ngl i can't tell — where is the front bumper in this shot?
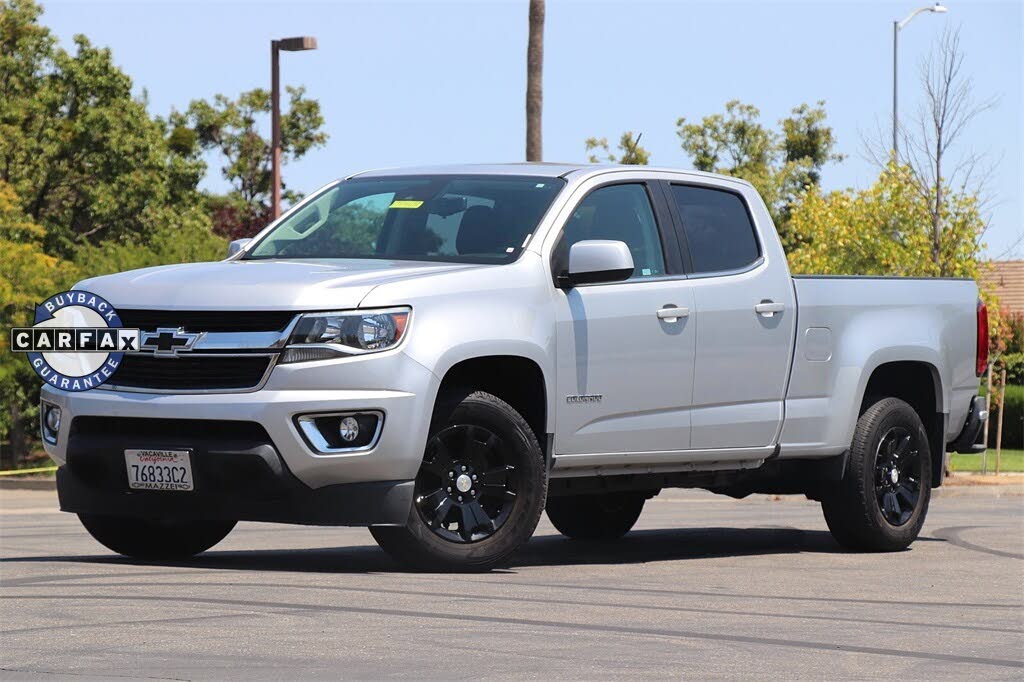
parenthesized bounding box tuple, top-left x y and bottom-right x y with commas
(57, 418, 414, 526)
(42, 350, 440, 489)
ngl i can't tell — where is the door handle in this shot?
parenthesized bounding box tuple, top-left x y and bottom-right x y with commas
(657, 306, 689, 322)
(755, 300, 785, 317)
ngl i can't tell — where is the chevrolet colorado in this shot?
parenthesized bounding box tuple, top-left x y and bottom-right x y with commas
(41, 163, 989, 571)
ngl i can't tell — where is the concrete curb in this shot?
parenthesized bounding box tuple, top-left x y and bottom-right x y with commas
(933, 483, 1024, 498)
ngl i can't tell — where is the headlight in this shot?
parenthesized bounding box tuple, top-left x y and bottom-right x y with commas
(280, 308, 410, 363)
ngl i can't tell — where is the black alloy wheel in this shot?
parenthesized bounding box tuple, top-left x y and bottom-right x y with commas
(821, 396, 932, 552)
(873, 426, 923, 527)
(415, 424, 518, 543)
(369, 390, 547, 571)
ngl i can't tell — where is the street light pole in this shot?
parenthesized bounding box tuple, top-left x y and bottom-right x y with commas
(271, 36, 317, 220)
(892, 4, 948, 158)
(893, 20, 899, 155)
(271, 40, 281, 220)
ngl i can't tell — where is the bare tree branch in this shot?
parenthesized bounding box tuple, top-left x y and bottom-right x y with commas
(899, 25, 1000, 273)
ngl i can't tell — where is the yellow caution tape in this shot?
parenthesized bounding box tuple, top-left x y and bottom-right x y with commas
(0, 466, 58, 476)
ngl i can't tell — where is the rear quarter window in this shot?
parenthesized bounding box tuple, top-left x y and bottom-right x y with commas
(670, 185, 760, 274)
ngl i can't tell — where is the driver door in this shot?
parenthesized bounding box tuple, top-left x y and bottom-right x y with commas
(552, 182, 696, 459)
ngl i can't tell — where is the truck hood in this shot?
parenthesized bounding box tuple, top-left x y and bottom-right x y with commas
(76, 259, 484, 310)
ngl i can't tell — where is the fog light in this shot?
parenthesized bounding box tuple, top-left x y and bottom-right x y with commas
(41, 404, 61, 444)
(45, 406, 61, 433)
(339, 416, 360, 442)
(295, 411, 383, 453)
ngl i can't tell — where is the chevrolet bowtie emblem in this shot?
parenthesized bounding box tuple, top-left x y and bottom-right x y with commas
(140, 327, 204, 357)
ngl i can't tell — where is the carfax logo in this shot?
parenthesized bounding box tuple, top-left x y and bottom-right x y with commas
(9, 291, 140, 392)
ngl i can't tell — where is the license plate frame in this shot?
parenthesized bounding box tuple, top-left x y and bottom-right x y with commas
(124, 449, 194, 491)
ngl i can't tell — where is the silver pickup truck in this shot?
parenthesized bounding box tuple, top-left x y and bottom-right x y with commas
(42, 163, 989, 571)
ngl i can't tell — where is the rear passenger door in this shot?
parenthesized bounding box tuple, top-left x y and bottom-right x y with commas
(664, 182, 796, 450)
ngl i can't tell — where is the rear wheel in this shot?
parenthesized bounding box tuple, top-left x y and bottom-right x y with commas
(546, 492, 647, 540)
(822, 397, 932, 552)
(78, 514, 236, 560)
(370, 390, 546, 571)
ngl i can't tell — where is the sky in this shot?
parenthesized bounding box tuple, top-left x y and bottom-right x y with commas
(39, 0, 1023, 258)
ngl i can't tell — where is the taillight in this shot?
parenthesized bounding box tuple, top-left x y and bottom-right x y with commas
(976, 299, 988, 377)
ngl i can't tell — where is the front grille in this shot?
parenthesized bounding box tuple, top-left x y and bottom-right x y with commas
(71, 417, 272, 441)
(116, 309, 295, 333)
(107, 354, 272, 391)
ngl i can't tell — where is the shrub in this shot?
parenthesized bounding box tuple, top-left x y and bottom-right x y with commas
(986, 383, 1024, 449)
(1001, 353, 1024, 385)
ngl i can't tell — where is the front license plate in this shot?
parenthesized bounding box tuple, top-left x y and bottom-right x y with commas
(124, 449, 193, 491)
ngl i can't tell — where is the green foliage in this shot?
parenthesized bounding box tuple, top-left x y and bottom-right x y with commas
(786, 163, 983, 279)
(785, 162, 1012, 359)
(781, 102, 839, 184)
(176, 86, 328, 237)
(676, 100, 842, 246)
(73, 210, 226, 279)
(0, 1, 231, 463)
(1001, 312, 1024, 355)
(585, 132, 649, 165)
(1001, 353, 1024, 386)
(0, 0, 206, 257)
(678, 101, 774, 173)
(987, 384, 1024, 449)
(0, 180, 77, 450)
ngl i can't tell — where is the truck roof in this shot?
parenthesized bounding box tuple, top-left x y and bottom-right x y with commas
(347, 162, 752, 187)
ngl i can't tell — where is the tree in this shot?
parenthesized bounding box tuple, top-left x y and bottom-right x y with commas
(0, 0, 226, 465)
(73, 211, 225, 279)
(782, 102, 839, 185)
(178, 86, 327, 238)
(0, 180, 75, 465)
(787, 161, 1011, 420)
(525, 0, 544, 161)
(584, 132, 649, 165)
(676, 100, 842, 247)
(677, 101, 774, 174)
(787, 163, 982, 279)
(901, 27, 998, 267)
(0, 0, 206, 257)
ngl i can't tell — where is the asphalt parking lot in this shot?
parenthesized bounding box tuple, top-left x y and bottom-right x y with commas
(1, 485, 1022, 680)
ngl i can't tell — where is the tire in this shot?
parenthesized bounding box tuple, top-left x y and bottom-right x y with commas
(78, 514, 236, 560)
(370, 390, 547, 572)
(546, 492, 646, 540)
(821, 397, 932, 552)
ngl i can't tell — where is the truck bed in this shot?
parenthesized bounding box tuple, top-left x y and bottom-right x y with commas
(780, 275, 980, 460)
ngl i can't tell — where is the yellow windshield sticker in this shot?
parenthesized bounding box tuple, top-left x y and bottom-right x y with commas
(389, 199, 424, 209)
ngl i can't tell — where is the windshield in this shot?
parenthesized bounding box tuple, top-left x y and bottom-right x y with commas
(245, 174, 566, 264)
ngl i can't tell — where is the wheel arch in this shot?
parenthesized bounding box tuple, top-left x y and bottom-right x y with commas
(433, 354, 550, 452)
(858, 359, 945, 487)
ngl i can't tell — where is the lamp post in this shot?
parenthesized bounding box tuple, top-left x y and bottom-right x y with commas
(271, 36, 317, 220)
(893, 3, 947, 157)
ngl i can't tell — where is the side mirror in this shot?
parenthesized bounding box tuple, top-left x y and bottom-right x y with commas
(227, 238, 253, 259)
(560, 240, 634, 287)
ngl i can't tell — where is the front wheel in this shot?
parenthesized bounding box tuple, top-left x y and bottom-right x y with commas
(78, 514, 236, 560)
(821, 397, 932, 552)
(546, 492, 647, 540)
(370, 390, 547, 571)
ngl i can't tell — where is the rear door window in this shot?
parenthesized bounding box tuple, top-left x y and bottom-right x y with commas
(670, 185, 760, 274)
